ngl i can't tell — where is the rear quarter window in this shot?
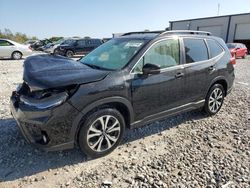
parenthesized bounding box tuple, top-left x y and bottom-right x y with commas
(206, 39, 224, 58)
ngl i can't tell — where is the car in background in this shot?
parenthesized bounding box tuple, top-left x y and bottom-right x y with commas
(23, 40, 38, 46)
(0, 39, 33, 60)
(55, 38, 103, 58)
(226, 43, 248, 58)
(44, 38, 75, 54)
(30, 39, 53, 51)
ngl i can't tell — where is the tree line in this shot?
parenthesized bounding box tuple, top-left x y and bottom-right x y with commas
(0, 28, 38, 43)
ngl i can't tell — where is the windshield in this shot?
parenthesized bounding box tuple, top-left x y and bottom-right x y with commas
(79, 38, 146, 70)
(227, 43, 237, 49)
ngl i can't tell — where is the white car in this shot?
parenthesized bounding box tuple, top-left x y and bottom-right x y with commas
(0, 39, 33, 60)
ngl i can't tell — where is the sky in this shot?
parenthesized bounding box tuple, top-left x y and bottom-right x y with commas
(0, 0, 249, 39)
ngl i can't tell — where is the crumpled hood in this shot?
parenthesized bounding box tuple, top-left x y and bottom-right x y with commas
(23, 54, 110, 91)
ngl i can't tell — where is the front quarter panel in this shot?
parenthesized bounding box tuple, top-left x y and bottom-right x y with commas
(69, 71, 131, 113)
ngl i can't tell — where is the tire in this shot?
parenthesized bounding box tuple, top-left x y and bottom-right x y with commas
(12, 51, 22, 60)
(65, 50, 74, 58)
(242, 53, 247, 59)
(78, 108, 125, 158)
(53, 49, 59, 55)
(203, 84, 225, 116)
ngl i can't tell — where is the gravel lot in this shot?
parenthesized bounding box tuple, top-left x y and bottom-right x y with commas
(0, 57, 249, 188)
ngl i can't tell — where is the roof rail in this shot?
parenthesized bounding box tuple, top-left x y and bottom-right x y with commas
(159, 30, 212, 36)
(122, 30, 164, 36)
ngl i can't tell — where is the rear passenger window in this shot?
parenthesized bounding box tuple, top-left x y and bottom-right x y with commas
(207, 40, 224, 58)
(183, 38, 208, 63)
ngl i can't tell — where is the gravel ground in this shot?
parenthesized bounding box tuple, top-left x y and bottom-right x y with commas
(0, 57, 249, 188)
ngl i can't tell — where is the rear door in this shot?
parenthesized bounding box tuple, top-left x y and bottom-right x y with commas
(182, 38, 215, 103)
(0, 40, 14, 57)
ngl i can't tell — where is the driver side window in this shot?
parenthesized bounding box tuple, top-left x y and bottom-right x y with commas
(133, 39, 180, 73)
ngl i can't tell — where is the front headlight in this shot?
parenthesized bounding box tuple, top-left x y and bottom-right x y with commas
(20, 92, 69, 110)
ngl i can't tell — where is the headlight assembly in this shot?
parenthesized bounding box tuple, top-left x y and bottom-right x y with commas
(20, 91, 69, 110)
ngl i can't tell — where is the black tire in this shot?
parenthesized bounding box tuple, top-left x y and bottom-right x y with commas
(11, 51, 22, 60)
(242, 53, 247, 59)
(203, 84, 225, 116)
(78, 108, 125, 158)
(65, 50, 74, 58)
(53, 49, 59, 55)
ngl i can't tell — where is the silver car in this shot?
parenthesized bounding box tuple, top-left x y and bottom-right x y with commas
(0, 39, 33, 60)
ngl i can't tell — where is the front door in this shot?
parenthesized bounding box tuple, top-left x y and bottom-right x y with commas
(131, 38, 186, 121)
(0, 40, 14, 57)
(75, 39, 86, 55)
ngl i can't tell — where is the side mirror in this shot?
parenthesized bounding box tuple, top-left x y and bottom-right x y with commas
(142, 63, 160, 75)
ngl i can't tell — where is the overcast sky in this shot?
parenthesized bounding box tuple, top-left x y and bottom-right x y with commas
(0, 0, 249, 39)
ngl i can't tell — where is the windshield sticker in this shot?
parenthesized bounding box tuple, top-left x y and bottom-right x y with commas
(125, 42, 143, 48)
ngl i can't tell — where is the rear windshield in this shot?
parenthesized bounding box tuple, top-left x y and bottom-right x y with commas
(80, 38, 146, 70)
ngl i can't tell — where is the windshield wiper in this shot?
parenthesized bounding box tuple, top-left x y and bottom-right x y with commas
(81, 62, 102, 70)
(81, 62, 114, 71)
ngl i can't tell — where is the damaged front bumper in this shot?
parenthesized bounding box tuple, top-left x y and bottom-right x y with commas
(10, 90, 80, 151)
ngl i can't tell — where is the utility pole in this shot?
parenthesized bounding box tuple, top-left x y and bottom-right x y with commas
(217, 3, 220, 16)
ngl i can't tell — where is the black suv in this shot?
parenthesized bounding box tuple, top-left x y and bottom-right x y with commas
(10, 30, 235, 158)
(55, 38, 103, 57)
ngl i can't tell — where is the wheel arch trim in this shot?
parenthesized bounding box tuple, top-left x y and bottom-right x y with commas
(69, 96, 134, 143)
(206, 76, 228, 96)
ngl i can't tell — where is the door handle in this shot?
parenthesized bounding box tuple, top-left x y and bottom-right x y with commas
(175, 72, 184, 79)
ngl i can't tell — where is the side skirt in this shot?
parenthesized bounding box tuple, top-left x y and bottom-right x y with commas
(130, 100, 205, 129)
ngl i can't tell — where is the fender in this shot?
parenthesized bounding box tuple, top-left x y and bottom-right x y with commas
(206, 76, 228, 96)
(69, 96, 134, 142)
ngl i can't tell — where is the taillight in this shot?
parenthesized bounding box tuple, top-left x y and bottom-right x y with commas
(230, 57, 236, 65)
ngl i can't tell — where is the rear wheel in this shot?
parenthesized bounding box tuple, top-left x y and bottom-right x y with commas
(65, 50, 74, 58)
(78, 108, 125, 158)
(203, 84, 225, 116)
(242, 53, 247, 59)
(12, 51, 22, 60)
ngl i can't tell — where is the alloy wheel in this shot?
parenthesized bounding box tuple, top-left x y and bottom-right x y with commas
(13, 52, 22, 60)
(208, 88, 223, 113)
(87, 115, 121, 152)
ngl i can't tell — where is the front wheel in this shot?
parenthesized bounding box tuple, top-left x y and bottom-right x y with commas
(65, 50, 74, 58)
(203, 84, 225, 116)
(78, 108, 125, 158)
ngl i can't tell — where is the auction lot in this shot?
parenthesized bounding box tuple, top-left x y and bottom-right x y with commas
(0, 57, 249, 188)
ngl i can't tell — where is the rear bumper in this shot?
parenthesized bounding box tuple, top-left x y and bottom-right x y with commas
(10, 91, 78, 151)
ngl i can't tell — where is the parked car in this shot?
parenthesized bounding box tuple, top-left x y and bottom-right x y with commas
(23, 40, 38, 46)
(44, 38, 74, 54)
(10, 30, 235, 158)
(226, 43, 248, 58)
(0, 39, 33, 60)
(30, 39, 53, 51)
(55, 38, 103, 57)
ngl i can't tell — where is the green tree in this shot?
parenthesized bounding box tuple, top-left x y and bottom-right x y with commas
(0, 28, 38, 43)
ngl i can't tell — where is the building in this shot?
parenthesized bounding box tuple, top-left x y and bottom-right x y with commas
(170, 13, 250, 49)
